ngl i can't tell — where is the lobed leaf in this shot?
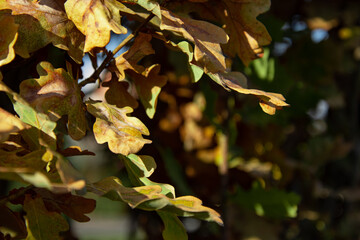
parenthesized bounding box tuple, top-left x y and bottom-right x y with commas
(23, 195, 69, 240)
(128, 64, 168, 119)
(65, 0, 127, 52)
(0, 0, 84, 63)
(0, 13, 18, 66)
(208, 71, 289, 115)
(19, 61, 87, 140)
(160, 7, 229, 73)
(88, 176, 223, 225)
(0, 107, 29, 143)
(86, 100, 151, 155)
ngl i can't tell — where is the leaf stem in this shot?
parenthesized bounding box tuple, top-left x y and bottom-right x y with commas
(79, 13, 155, 88)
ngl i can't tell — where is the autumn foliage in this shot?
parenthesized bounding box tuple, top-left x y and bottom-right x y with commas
(0, 0, 293, 239)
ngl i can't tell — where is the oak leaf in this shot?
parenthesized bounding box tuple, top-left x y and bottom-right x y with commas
(0, 0, 84, 63)
(65, 0, 127, 52)
(207, 0, 272, 66)
(20, 62, 87, 140)
(160, 7, 229, 73)
(128, 64, 168, 119)
(209, 71, 289, 115)
(0, 107, 28, 143)
(23, 195, 69, 240)
(88, 176, 223, 225)
(115, 32, 155, 79)
(0, 13, 18, 66)
(103, 77, 139, 109)
(86, 100, 151, 155)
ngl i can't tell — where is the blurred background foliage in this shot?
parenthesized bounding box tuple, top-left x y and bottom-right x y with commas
(1, 0, 360, 239)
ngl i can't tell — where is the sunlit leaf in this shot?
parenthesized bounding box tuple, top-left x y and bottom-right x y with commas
(88, 176, 223, 225)
(0, 107, 28, 142)
(0, 0, 84, 63)
(20, 61, 87, 140)
(0, 13, 18, 66)
(208, 71, 289, 114)
(0, 79, 57, 141)
(86, 100, 151, 155)
(115, 32, 155, 79)
(65, 0, 127, 52)
(23, 195, 69, 240)
(160, 8, 228, 73)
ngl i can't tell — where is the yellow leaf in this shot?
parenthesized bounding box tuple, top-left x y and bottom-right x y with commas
(0, 108, 28, 142)
(0, 13, 18, 66)
(65, 0, 127, 52)
(160, 8, 228, 73)
(209, 71, 289, 114)
(86, 100, 151, 155)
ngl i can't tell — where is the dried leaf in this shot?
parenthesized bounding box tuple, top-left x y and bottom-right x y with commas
(0, 13, 18, 66)
(20, 62, 87, 140)
(129, 64, 168, 119)
(208, 71, 289, 114)
(0, 0, 84, 63)
(208, 0, 272, 66)
(65, 0, 127, 52)
(115, 32, 155, 79)
(23, 195, 69, 240)
(160, 8, 228, 73)
(86, 100, 151, 155)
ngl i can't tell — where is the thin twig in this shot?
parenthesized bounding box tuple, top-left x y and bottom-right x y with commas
(79, 13, 155, 88)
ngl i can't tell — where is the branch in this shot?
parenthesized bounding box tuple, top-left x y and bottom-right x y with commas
(79, 13, 155, 88)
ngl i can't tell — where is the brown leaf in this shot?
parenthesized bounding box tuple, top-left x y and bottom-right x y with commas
(0, 205, 27, 239)
(59, 146, 95, 157)
(86, 100, 151, 155)
(65, 0, 127, 52)
(0, 13, 18, 66)
(0, 0, 84, 63)
(23, 195, 69, 240)
(209, 71, 289, 114)
(115, 32, 155, 79)
(208, 0, 272, 66)
(20, 61, 87, 140)
(160, 7, 228, 73)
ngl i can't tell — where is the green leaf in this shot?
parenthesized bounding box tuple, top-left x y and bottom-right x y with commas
(0, 13, 18, 66)
(20, 61, 87, 140)
(65, 0, 127, 52)
(158, 211, 188, 240)
(234, 182, 301, 218)
(0, 81, 57, 141)
(86, 100, 151, 155)
(0, 0, 84, 63)
(23, 195, 69, 240)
